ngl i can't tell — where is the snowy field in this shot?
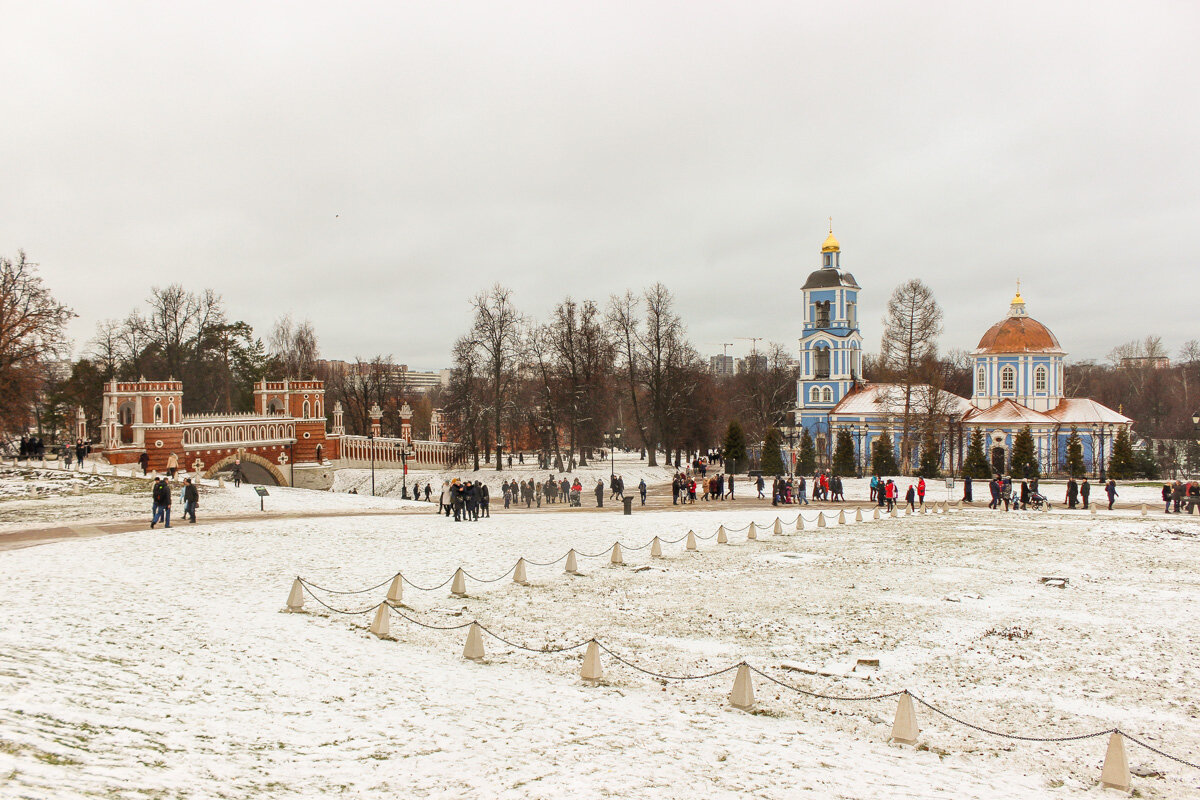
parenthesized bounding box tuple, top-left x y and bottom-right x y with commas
(2, 501, 1199, 799)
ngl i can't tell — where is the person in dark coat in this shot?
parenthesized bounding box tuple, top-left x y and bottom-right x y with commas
(465, 481, 479, 521)
(595, 479, 604, 507)
(639, 478, 647, 505)
(905, 484, 916, 511)
(479, 482, 490, 517)
(451, 480, 465, 521)
(988, 478, 1000, 510)
(1105, 479, 1118, 510)
(1020, 480, 1030, 510)
(1080, 478, 1090, 510)
(139, 451, 150, 475)
(1066, 478, 1079, 509)
(151, 477, 172, 528)
(963, 475, 973, 502)
(182, 478, 199, 523)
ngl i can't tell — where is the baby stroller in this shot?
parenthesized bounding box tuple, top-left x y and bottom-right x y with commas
(1027, 491, 1049, 511)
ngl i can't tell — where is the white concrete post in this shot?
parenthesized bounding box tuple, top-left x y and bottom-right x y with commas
(890, 693, 919, 745)
(565, 549, 579, 575)
(284, 578, 304, 612)
(369, 603, 391, 638)
(1099, 732, 1130, 792)
(386, 574, 404, 605)
(747, 522, 757, 540)
(686, 531, 698, 551)
(513, 558, 529, 585)
(450, 568, 467, 597)
(651, 537, 663, 558)
(463, 622, 485, 661)
(717, 525, 728, 544)
(610, 542, 624, 565)
(729, 663, 755, 710)
(581, 641, 603, 683)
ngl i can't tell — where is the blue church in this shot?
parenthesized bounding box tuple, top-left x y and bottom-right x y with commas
(793, 229, 1131, 476)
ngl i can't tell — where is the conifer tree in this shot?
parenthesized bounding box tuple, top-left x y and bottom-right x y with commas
(963, 427, 992, 479)
(1135, 443, 1160, 479)
(760, 427, 785, 475)
(1107, 426, 1137, 479)
(1065, 427, 1085, 478)
(796, 428, 816, 475)
(916, 426, 941, 478)
(833, 428, 856, 477)
(871, 430, 899, 476)
(1010, 426, 1040, 478)
(722, 419, 747, 474)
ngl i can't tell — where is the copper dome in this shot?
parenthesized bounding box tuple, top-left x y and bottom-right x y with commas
(974, 315, 1062, 354)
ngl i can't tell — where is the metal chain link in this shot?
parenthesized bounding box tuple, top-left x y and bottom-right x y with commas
(909, 693, 1115, 743)
(596, 642, 742, 681)
(750, 666, 907, 702)
(298, 574, 398, 595)
(1116, 730, 1200, 769)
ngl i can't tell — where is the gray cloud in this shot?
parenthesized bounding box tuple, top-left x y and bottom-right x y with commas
(3, 1, 1197, 368)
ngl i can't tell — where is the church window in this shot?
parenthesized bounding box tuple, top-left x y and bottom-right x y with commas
(1035, 365, 1047, 392)
(167, 404, 176, 424)
(814, 345, 831, 378)
(815, 301, 831, 329)
(823, 253, 832, 267)
(809, 386, 820, 404)
(822, 387, 833, 403)
(847, 302, 856, 328)
(153, 404, 162, 423)
(1001, 365, 1015, 392)
(302, 400, 311, 419)
(976, 367, 986, 394)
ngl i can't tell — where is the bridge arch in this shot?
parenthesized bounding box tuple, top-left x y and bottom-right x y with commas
(204, 452, 289, 486)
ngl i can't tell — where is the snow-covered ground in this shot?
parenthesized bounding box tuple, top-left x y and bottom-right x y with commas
(1, 501, 1198, 798)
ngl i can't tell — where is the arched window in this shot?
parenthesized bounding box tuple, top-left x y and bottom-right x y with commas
(814, 302, 831, 329)
(822, 387, 833, 403)
(302, 400, 310, 419)
(809, 386, 820, 404)
(1001, 365, 1016, 392)
(976, 367, 986, 394)
(315, 400, 322, 418)
(847, 302, 857, 328)
(814, 345, 831, 378)
(1034, 365, 1048, 392)
(153, 404, 162, 423)
(167, 404, 176, 424)
(182, 430, 191, 445)
(203, 429, 211, 444)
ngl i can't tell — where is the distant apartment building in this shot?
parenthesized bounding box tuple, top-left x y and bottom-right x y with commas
(316, 360, 450, 394)
(709, 354, 735, 375)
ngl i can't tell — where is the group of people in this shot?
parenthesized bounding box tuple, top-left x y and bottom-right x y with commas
(149, 475, 199, 528)
(56, 439, 92, 468)
(436, 479, 491, 521)
(672, 472, 733, 504)
(431, 472, 652, 515)
(1162, 480, 1200, 513)
(14, 435, 49, 461)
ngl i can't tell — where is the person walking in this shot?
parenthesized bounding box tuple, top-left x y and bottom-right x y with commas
(1066, 477, 1079, 509)
(797, 474, 808, 505)
(150, 477, 172, 529)
(916, 477, 926, 508)
(1080, 478, 1090, 510)
(1105, 479, 1118, 510)
(166, 452, 179, 479)
(1163, 482, 1173, 513)
(595, 479, 605, 508)
(988, 477, 1000, 510)
(639, 478, 647, 505)
(182, 478, 199, 523)
(439, 481, 450, 515)
(726, 473, 735, 500)
(232, 460, 242, 488)
(480, 481, 491, 517)
(905, 484, 916, 512)
(139, 451, 150, 476)
(756, 474, 765, 499)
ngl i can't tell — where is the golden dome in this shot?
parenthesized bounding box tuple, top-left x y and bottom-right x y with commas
(821, 230, 840, 253)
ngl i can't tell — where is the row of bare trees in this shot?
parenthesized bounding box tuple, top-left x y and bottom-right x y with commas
(441, 283, 800, 472)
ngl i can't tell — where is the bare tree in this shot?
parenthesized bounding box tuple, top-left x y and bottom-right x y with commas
(0, 251, 75, 433)
(608, 290, 653, 464)
(880, 279, 943, 471)
(269, 314, 320, 378)
(470, 285, 523, 470)
(443, 336, 485, 470)
(733, 341, 797, 439)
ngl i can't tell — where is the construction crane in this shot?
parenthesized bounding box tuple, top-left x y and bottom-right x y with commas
(736, 337, 763, 357)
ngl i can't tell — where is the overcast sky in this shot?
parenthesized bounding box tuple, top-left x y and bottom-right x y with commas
(3, 1, 1197, 369)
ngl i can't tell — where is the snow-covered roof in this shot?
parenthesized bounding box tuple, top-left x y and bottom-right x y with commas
(829, 383, 971, 419)
(962, 399, 1056, 425)
(1045, 398, 1133, 425)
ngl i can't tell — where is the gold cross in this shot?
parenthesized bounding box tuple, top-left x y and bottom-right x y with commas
(828, 216, 833, 233)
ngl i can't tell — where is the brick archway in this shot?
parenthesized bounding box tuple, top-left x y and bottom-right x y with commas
(205, 452, 289, 486)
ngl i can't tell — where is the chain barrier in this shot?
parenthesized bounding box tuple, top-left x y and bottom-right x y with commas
(595, 641, 742, 682)
(522, 552, 570, 567)
(299, 574, 398, 595)
(908, 693, 1114, 743)
(1118, 730, 1200, 769)
(574, 542, 620, 558)
(297, 581, 381, 615)
(400, 573, 457, 591)
(461, 563, 519, 583)
(617, 539, 654, 551)
(386, 606, 475, 632)
(475, 624, 594, 654)
(750, 666, 907, 702)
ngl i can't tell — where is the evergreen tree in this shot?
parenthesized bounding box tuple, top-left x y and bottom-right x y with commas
(1010, 426, 1040, 479)
(832, 428, 856, 477)
(760, 427, 786, 475)
(722, 419, 747, 473)
(1107, 426, 1136, 479)
(963, 427, 992, 479)
(871, 430, 899, 476)
(1135, 443, 1160, 479)
(916, 426, 942, 478)
(796, 428, 816, 475)
(1065, 427, 1085, 478)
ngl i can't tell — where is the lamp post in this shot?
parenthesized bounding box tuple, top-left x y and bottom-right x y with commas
(855, 424, 865, 479)
(396, 441, 412, 498)
(367, 432, 376, 497)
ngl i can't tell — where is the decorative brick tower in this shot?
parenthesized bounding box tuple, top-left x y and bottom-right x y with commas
(399, 402, 413, 443)
(369, 404, 382, 437)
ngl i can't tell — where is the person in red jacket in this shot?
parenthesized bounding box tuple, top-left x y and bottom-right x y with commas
(917, 477, 926, 508)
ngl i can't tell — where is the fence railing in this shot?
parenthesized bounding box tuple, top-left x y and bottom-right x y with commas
(338, 435, 466, 469)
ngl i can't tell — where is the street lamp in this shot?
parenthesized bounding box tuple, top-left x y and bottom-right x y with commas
(367, 432, 376, 497)
(855, 424, 865, 479)
(396, 441, 412, 498)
